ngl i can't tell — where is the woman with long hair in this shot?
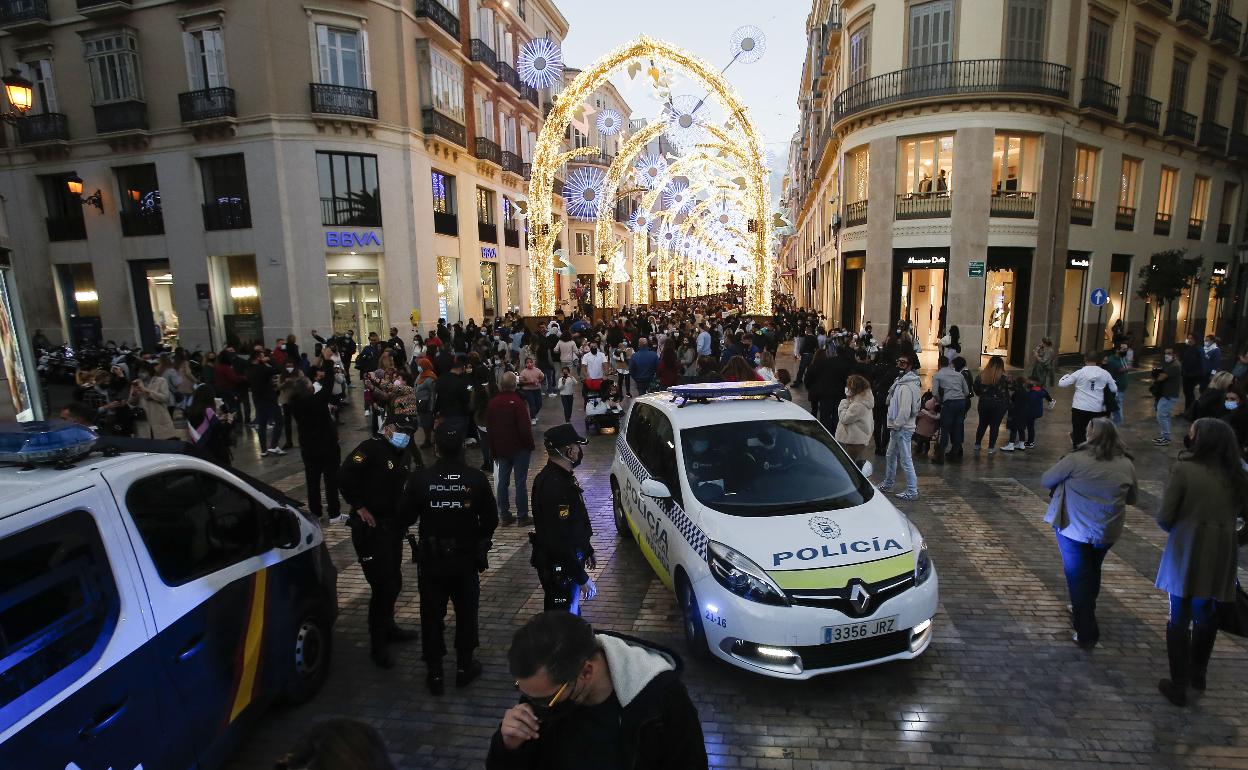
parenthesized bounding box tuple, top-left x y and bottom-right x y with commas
(414, 356, 437, 448)
(973, 355, 1009, 453)
(1155, 418, 1248, 706)
(720, 355, 760, 382)
(658, 344, 681, 389)
(1041, 418, 1137, 650)
(835, 374, 875, 463)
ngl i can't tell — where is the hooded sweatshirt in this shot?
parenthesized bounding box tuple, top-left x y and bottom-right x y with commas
(487, 633, 707, 770)
(886, 370, 922, 431)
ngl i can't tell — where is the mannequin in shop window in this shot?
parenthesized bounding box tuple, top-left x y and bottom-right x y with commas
(918, 174, 932, 195)
(989, 304, 1006, 351)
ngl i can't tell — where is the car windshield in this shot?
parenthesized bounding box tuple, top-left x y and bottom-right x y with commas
(680, 418, 873, 516)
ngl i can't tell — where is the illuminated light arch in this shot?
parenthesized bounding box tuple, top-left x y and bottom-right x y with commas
(527, 35, 773, 314)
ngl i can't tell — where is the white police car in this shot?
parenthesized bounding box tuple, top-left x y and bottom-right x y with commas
(610, 382, 937, 679)
(0, 422, 337, 768)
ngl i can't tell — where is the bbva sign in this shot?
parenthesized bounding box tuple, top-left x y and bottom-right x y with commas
(326, 231, 382, 248)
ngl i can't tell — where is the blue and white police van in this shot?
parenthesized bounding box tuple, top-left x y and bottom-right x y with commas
(610, 382, 938, 679)
(0, 422, 338, 769)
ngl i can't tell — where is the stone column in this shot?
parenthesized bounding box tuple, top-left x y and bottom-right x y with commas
(949, 127, 994, 362)
(862, 136, 896, 331)
(1036, 131, 1075, 358)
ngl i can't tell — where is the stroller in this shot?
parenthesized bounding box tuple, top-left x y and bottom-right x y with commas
(912, 391, 940, 456)
(584, 380, 623, 436)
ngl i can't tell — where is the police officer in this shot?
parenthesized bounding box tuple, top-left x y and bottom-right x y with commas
(400, 425, 497, 695)
(529, 423, 598, 614)
(338, 393, 423, 668)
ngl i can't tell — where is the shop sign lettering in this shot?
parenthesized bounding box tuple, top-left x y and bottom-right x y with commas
(481, 247, 498, 259)
(1068, 258, 1091, 269)
(905, 255, 947, 266)
(325, 231, 382, 248)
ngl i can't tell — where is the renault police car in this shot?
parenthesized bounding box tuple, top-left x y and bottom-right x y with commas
(610, 381, 937, 679)
(0, 422, 337, 769)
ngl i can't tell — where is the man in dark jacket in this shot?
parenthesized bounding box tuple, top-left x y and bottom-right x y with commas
(530, 424, 595, 613)
(628, 338, 659, 395)
(435, 355, 473, 433)
(487, 372, 535, 524)
(488, 612, 707, 770)
(246, 350, 284, 455)
(387, 326, 408, 369)
(1180, 334, 1204, 414)
(285, 371, 342, 521)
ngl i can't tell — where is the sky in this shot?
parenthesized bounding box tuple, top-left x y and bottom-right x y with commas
(557, 0, 810, 200)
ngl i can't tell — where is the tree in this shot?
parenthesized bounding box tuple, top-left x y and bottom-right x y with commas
(1136, 249, 1201, 348)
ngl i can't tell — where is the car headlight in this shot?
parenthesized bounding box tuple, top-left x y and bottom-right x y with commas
(706, 540, 790, 606)
(915, 540, 933, 586)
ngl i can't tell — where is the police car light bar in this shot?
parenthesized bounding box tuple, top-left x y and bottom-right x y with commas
(0, 420, 98, 467)
(669, 381, 786, 406)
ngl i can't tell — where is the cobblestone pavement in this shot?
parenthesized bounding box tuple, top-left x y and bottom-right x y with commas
(224, 363, 1248, 770)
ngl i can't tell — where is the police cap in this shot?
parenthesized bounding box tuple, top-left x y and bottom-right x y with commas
(543, 423, 587, 449)
(433, 425, 464, 453)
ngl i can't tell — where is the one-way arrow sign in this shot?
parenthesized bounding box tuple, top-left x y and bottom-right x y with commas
(1090, 288, 1108, 307)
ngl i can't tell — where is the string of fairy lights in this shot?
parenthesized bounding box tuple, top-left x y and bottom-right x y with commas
(517, 31, 779, 314)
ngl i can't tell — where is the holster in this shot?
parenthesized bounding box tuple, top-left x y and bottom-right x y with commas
(528, 532, 565, 586)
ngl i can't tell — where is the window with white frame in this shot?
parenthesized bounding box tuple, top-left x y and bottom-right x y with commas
(434, 0, 458, 14)
(185, 27, 227, 91)
(474, 91, 495, 141)
(316, 25, 368, 88)
(84, 30, 143, 104)
(501, 113, 517, 153)
(429, 47, 464, 120)
(18, 59, 57, 114)
(572, 127, 587, 149)
(1072, 146, 1098, 202)
(575, 232, 592, 255)
(521, 125, 535, 161)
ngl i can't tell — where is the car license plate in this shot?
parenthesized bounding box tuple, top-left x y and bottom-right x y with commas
(823, 616, 897, 644)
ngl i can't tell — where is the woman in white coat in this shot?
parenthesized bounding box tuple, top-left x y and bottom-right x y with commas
(834, 374, 875, 463)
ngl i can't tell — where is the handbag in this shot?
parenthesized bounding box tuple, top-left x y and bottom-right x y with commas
(1102, 385, 1118, 415)
(1217, 583, 1248, 637)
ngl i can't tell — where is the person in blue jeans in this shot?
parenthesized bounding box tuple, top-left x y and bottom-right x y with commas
(1041, 418, 1138, 650)
(1152, 347, 1182, 446)
(880, 356, 921, 501)
(1155, 418, 1246, 706)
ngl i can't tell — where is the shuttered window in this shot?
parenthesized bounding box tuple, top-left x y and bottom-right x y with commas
(848, 24, 871, 86)
(1085, 18, 1110, 80)
(1005, 0, 1046, 60)
(185, 27, 227, 91)
(1170, 58, 1190, 110)
(1130, 39, 1152, 96)
(908, 0, 953, 67)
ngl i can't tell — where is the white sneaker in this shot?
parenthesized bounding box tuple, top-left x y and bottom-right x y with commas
(1001, 443, 1015, 452)
(547, 392, 558, 398)
(268, 446, 287, 456)
(530, 418, 538, 425)
(330, 514, 350, 525)
(364, 409, 372, 417)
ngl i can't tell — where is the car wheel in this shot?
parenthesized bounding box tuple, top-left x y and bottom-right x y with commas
(280, 613, 332, 704)
(678, 577, 710, 660)
(611, 480, 630, 539)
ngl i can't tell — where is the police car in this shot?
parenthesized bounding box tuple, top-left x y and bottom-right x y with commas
(610, 382, 937, 679)
(0, 422, 337, 769)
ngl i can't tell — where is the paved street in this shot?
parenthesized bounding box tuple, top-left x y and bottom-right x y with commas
(225, 365, 1248, 770)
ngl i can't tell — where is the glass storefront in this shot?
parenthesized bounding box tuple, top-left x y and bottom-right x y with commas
(436, 255, 461, 323)
(1059, 253, 1090, 354)
(1107, 254, 1132, 347)
(1205, 262, 1228, 338)
(891, 250, 948, 370)
(55, 263, 102, 348)
(506, 264, 521, 314)
(329, 270, 383, 339)
(841, 254, 865, 331)
(984, 269, 1018, 356)
(210, 255, 263, 349)
(982, 250, 1032, 367)
(898, 134, 954, 195)
(129, 259, 178, 351)
(481, 260, 498, 320)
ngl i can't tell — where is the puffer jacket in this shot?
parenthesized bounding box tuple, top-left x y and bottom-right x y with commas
(834, 390, 875, 445)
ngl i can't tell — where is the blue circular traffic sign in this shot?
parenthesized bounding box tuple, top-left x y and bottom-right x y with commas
(1090, 288, 1108, 307)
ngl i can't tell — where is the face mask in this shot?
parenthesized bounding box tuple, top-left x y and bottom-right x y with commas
(560, 445, 583, 468)
(388, 431, 411, 450)
(845, 387, 852, 397)
(590, 348, 598, 354)
(1164, 355, 1174, 363)
(285, 366, 295, 373)
(1227, 401, 1241, 411)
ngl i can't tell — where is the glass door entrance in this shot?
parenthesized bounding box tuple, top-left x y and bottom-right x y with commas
(899, 267, 946, 369)
(329, 271, 382, 338)
(983, 268, 1017, 358)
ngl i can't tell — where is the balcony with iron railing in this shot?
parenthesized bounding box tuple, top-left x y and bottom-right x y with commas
(496, 61, 520, 91)
(1212, 9, 1242, 50)
(422, 108, 466, 146)
(310, 83, 376, 119)
(1080, 76, 1120, 117)
(1138, 0, 1173, 13)
(0, 0, 49, 29)
(470, 39, 498, 71)
(1198, 120, 1228, 152)
(1115, 205, 1136, 231)
(1229, 131, 1248, 158)
(321, 197, 381, 227)
(120, 208, 164, 237)
(504, 227, 520, 248)
(990, 190, 1035, 218)
(845, 200, 868, 227)
(1218, 222, 1232, 243)
(520, 83, 539, 107)
(413, 0, 460, 40)
(1188, 217, 1204, 240)
(93, 100, 147, 133)
(501, 150, 523, 175)
(833, 59, 1070, 123)
(1070, 198, 1095, 226)
(76, 0, 130, 14)
(1155, 212, 1173, 235)
(202, 199, 251, 231)
(895, 193, 951, 220)
(179, 87, 236, 123)
(1164, 107, 1197, 141)
(1176, 0, 1211, 32)
(433, 211, 457, 236)
(17, 112, 69, 144)
(478, 220, 497, 243)
(474, 137, 501, 165)
(1125, 93, 1162, 130)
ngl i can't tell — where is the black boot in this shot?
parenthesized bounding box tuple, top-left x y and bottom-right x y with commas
(456, 658, 483, 688)
(1189, 624, 1218, 692)
(370, 639, 395, 669)
(1158, 623, 1189, 706)
(388, 624, 419, 643)
(426, 664, 445, 696)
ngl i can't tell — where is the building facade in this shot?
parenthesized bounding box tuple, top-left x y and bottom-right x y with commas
(0, 0, 569, 352)
(782, 0, 1248, 367)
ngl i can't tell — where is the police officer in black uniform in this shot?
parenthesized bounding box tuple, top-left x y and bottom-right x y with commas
(529, 423, 598, 614)
(400, 425, 497, 695)
(338, 396, 423, 668)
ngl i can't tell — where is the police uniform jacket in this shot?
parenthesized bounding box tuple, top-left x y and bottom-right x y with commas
(338, 437, 419, 521)
(531, 460, 594, 585)
(400, 459, 498, 550)
(435, 372, 472, 420)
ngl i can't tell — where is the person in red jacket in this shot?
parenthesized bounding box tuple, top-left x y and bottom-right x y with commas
(487, 371, 535, 525)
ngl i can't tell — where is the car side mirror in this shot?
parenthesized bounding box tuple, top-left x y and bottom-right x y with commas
(858, 459, 874, 479)
(268, 506, 302, 549)
(640, 478, 672, 499)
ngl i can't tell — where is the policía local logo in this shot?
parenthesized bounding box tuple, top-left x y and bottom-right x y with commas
(808, 516, 841, 540)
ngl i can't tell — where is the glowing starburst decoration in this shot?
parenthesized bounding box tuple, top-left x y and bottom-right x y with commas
(517, 38, 564, 89)
(731, 26, 767, 64)
(629, 208, 654, 234)
(563, 167, 606, 221)
(657, 222, 680, 249)
(662, 180, 694, 214)
(662, 95, 706, 152)
(596, 108, 623, 136)
(634, 154, 668, 189)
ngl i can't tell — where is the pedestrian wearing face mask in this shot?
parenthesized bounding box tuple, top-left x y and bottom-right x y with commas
(529, 424, 597, 614)
(488, 611, 707, 770)
(1152, 348, 1183, 447)
(338, 400, 424, 669)
(1219, 388, 1248, 454)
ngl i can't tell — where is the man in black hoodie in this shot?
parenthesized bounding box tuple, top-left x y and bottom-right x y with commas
(487, 612, 707, 770)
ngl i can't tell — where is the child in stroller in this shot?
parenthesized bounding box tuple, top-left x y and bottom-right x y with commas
(913, 390, 940, 456)
(584, 380, 624, 435)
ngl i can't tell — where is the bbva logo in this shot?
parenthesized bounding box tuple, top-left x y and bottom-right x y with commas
(326, 231, 382, 248)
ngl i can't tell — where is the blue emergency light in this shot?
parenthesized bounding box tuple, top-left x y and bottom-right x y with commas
(669, 381, 786, 405)
(0, 421, 98, 465)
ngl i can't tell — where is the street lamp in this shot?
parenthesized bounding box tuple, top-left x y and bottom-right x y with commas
(66, 174, 105, 213)
(596, 254, 610, 317)
(1, 69, 33, 122)
(648, 263, 658, 304)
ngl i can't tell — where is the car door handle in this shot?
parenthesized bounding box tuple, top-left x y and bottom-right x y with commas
(78, 698, 128, 740)
(176, 634, 205, 661)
